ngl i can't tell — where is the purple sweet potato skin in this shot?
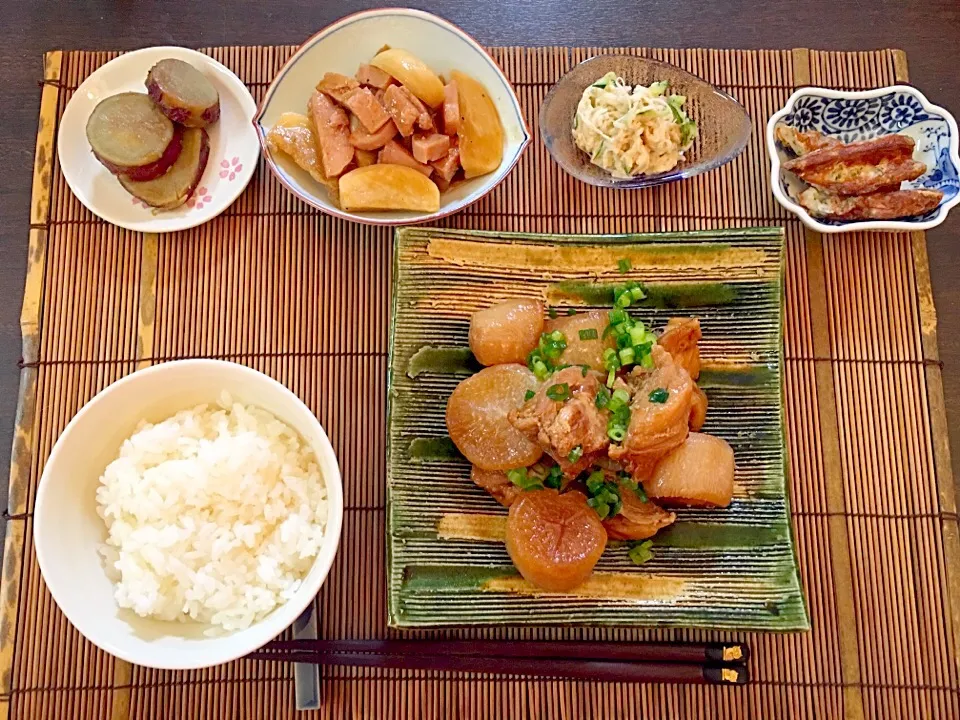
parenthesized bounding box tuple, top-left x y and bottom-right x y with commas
(93, 125, 184, 181)
(146, 66, 221, 128)
(120, 128, 210, 210)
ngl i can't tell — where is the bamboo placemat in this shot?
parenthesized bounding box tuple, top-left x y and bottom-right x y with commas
(1, 45, 957, 720)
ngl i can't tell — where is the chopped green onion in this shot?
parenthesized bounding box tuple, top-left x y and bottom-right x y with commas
(579, 328, 599, 341)
(618, 347, 635, 365)
(648, 388, 669, 403)
(628, 540, 654, 565)
(544, 466, 563, 489)
(567, 308, 577, 316)
(507, 467, 543, 491)
(548, 307, 558, 319)
(595, 385, 611, 409)
(608, 426, 626, 442)
(618, 258, 631, 273)
(607, 369, 617, 388)
(524, 390, 535, 402)
(546, 383, 571, 402)
(567, 445, 583, 463)
(585, 472, 623, 519)
(580, 365, 590, 376)
(616, 292, 632, 308)
(585, 470, 605, 494)
(612, 388, 630, 405)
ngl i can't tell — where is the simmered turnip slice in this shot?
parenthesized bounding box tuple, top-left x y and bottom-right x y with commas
(469, 299, 544, 366)
(445, 364, 542, 471)
(119, 128, 210, 210)
(146, 59, 220, 128)
(646, 432, 734, 508)
(506, 489, 607, 592)
(86, 93, 180, 180)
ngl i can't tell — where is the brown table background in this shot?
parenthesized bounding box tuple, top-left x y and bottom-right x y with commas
(1, 2, 958, 529)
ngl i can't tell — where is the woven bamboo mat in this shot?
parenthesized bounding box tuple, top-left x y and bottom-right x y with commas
(1, 44, 957, 720)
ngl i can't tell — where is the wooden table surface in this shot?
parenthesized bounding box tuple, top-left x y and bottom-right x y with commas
(1, 0, 958, 520)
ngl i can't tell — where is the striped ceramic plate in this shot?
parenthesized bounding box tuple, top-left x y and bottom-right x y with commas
(387, 227, 808, 630)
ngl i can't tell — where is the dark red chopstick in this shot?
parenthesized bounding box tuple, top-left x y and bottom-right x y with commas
(261, 638, 749, 665)
(247, 649, 748, 685)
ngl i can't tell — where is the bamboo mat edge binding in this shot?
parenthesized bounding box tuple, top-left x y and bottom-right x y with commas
(2, 45, 959, 718)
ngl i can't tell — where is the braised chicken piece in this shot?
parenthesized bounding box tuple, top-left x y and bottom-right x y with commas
(783, 134, 926, 196)
(506, 490, 607, 592)
(774, 124, 841, 156)
(446, 364, 543, 471)
(608, 347, 695, 481)
(470, 466, 522, 508)
(658, 317, 702, 380)
(689, 384, 708, 431)
(603, 484, 676, 541)
(646, 432, 735, 508)
(797, 187, 944, 220)
(509, 367, 610, 477)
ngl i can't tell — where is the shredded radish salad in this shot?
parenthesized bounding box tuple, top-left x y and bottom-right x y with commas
(572, 73, 697, 178)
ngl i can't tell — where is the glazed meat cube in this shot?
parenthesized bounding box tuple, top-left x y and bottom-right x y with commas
(356, 63, 394, 89)
(378, 139, 433, 176)
(412, 133, 451, 164)
(382, 85, 420, 137)
(443, 81, 460, 135)
(349, 119, 398, 150)
(307, 91, 354, 178)
(509, 367, 611, 477)
(431, 147, 461, 183)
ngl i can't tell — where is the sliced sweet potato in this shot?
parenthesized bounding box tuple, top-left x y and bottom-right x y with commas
(86, 92, 181, 181)
(451, 70, 504, 178)
(338, 164, 440, 212)
(349, 119, 398, 151)
(369, 49, 445, 107)
(146, 59, 220, 128)
(119, 128, 210, 210)
(379, 139, 433, 176)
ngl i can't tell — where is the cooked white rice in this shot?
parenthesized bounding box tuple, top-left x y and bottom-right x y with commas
(95, 395, 327, 633)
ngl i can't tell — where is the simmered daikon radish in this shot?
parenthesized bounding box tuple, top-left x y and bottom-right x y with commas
(469, 299, 544, 366)
(646, 432, 734, 508)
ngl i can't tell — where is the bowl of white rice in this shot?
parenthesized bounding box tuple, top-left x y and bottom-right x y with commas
(33, 359, 343, 670)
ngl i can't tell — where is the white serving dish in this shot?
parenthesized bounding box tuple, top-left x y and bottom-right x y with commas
(767, 85, 960, 233)
(255, 8, 530, 226)
(33, 360, 343, 670)
(58, 46, 259, 233)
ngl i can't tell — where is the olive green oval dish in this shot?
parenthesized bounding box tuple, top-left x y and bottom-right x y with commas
(387, 226, 807, 631)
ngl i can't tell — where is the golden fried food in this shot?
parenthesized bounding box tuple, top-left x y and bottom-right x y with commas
(798, 187, 944, 220)
(783, 134, 926, 196)
(774, 123, 841, 156)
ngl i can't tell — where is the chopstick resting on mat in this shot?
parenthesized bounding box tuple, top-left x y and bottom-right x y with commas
(248, 639, 749, 685)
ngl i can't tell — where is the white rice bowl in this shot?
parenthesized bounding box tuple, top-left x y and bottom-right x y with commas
(95, 394, 327, 634)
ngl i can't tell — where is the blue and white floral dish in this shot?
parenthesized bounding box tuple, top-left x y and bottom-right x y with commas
(767, 85, 960, 233)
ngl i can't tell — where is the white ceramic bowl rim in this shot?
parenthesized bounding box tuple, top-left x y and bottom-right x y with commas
(253, 7, 531, 226)
(34, 359, 343, 670)
(766, 84, 960, 233)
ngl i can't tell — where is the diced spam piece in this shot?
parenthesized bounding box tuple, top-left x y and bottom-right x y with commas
(378, 139, 433, 176)
(431, 146, 460, 182)
(412, 133, 451, 164)
(398, 86, 434, 131)
(356, 63, 394, 89)
(307, 91, 354, 178)
(382, 85, 420, 137)
(316, 72, 361, 104)
(433, 174, 452, 192)
(443, 81, 460, 135)
(318, 72, 390, 133)
(349, 119, 399, 150)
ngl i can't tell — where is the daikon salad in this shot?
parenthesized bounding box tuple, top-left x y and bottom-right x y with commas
(572, 73, 697, 178)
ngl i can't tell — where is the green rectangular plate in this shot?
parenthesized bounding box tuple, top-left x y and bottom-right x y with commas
(387, 227, 808, 631)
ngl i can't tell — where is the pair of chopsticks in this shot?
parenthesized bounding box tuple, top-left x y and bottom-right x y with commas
(248, 639, 750, 685)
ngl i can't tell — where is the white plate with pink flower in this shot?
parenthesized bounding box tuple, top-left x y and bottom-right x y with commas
(58, 46, 258, 233)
